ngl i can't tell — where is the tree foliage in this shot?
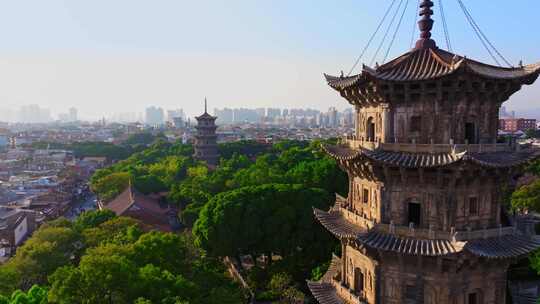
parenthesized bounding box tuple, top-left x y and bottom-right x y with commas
(0, 211, 244, 303)
(193, 184, 336, 270)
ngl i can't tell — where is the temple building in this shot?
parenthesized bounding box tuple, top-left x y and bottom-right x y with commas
(194, 99, 219, 166)
(308, 1, 540, 303)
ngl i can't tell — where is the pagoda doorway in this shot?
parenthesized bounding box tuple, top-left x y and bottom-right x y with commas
(354, 268, 364, 294)
(408, 201, 421, 227)
(465, 122, 477, 144)
(367, 117, 375, 142)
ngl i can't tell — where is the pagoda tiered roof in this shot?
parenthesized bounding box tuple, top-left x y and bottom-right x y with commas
(314, 207, 540, 259)
(307, 255, 350, 304)
(325, 48, 540, 90)
(465, 234, 540, 259)
(314, 208, 366, 239)
(358, 230, 463, 256)
(322, 144, 540, 169)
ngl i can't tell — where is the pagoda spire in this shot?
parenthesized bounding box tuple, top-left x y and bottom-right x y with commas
(204, 97, 208, 114)
(415, 0, 437, 49)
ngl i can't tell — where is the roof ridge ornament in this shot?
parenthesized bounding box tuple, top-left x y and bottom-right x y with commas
(415, 0, 437, 50)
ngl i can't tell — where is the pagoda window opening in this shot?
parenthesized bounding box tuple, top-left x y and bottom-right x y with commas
(410, 84, 421, 90)
(408, 200, 421, 227)
(468, 292, 479, 304)
(410, 116, 422, 133)
(354, 268, 364, 293)
(469, 197, 479, 216)
(410, 93, 421, 102)
(405, 285, 417, 302)
(427, 82, 437, 90)
(442, 81, 452, 88)
(465, 122, 478, 144)
(363, 188, 369, 204)
(366, 117, 375, 142)
(394, 84, 405, 91)
(442, 91, 450, 101)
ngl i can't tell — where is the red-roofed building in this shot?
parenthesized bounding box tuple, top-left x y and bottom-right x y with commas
(99, 186, 178, 232)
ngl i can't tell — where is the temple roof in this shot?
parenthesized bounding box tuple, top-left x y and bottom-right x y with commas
(322, 144, 540, 169)
(325, 47, 540, 90)
(358, 230, 464, 256)
(195, 112, 217, 121)
(307, 282, 345, 304)
(313, 208, 366, 239)
(307, 255, 350, 304)
(196, 98, 217, 121)
(465, 235, 540, 259)
(314, 208, 540, 259)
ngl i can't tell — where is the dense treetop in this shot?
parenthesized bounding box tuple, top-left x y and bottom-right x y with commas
(0, 211, 244, 304)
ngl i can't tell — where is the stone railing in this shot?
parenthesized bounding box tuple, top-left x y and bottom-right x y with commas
(337, 206, 375, 231)
(332, 279, 365, 304)
(331, 198, 519, 242)
(341, 136, 515, 154)
(374, 223, 517, 241)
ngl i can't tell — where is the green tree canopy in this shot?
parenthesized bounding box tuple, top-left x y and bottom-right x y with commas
(193, 184, 335, 260)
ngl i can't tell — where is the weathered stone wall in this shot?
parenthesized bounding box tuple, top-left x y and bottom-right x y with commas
(379, 253, 508, 304)
(355, 87, 501, 145)
(350, 176, 383, 223)
(343, 244, 378, 304)
(349, 167, 502, 231)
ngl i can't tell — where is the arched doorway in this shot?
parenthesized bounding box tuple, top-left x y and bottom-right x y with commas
(354, 268, 364, 294)
(407, 200, 421, 227)
(367, 117, 375, 142)
(465, 121, 477, 144)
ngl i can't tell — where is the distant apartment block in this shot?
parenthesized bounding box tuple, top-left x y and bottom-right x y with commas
(499, 118, 537, 132)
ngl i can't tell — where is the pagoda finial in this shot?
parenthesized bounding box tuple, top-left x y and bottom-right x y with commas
(204, 97, 208, 114)
(415, 0, 437, 49)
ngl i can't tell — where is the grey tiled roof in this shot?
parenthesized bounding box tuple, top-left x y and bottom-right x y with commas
(322, 144, 540, 169)
(465, 235, 540, 259)
(314, 208, 540, 259)
(325, 48, 540, 89)
(358, 230, 463, 256)
(313, 208, 366, 239)
(308, 255, 347, 304)
(363, 149, 463, 168)
(307, 282, 345, 304)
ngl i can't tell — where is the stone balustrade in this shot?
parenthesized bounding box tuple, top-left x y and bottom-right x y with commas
(332, 279, 365, 304)
(332, 203, 519, 242)
(375, 222, 517, 241)
(337, 206, 375, 230)
(341, 136, 516, 154)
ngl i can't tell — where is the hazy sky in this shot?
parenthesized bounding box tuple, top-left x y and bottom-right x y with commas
(0, 0, 539, 120)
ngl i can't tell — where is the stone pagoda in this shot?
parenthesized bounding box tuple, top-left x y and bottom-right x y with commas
(193, 98, 219, 166)
(308, 1, 540, 303)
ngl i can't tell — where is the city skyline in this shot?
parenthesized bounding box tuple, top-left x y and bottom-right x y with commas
(0, 1, 538, 120)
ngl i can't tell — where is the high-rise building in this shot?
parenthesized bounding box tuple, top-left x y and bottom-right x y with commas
(68, 107, 78, 122)
(167, 109, 185, 122)
(194, 99, 219, 166)
(327, 107, 338, 128)
(18, 105, 51, 123)
(145, 106, 165, 126)
(266, 108, 281, 119)
(309, 1, 540, 304)
(214, 108, 234, 124)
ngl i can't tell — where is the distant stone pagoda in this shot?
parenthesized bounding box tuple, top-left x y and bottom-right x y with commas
(194, 99, 219, 166)
(308, 1, 540, 304)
